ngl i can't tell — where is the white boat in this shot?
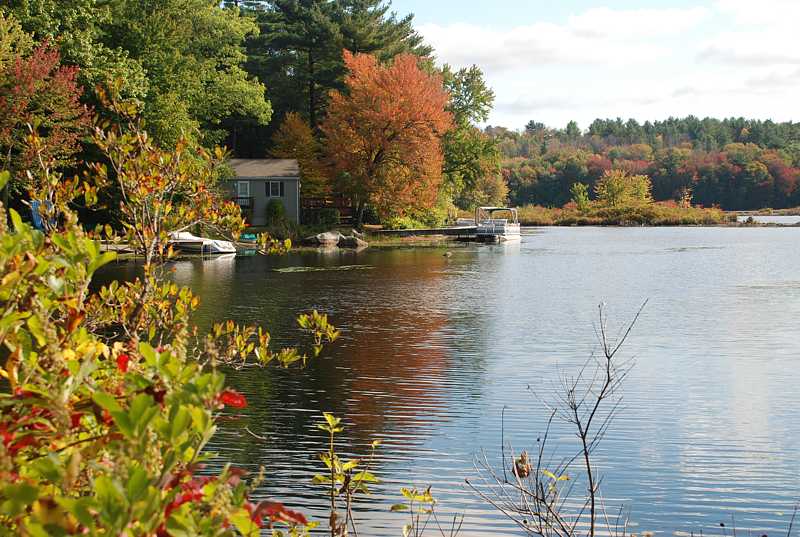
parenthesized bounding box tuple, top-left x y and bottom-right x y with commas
(475, 207, 521, 243)
(168, 232, 237, 255)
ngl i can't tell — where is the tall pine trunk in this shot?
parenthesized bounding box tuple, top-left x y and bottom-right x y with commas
(308, 50, 316, 129)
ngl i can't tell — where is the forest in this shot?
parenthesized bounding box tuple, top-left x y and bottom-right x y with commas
(0, 0, 501, 231)
(493, 117, 800, 211)
(2, 0, 799, 228)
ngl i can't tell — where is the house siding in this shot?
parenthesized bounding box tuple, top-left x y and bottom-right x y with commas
(228, 177, 300, 225)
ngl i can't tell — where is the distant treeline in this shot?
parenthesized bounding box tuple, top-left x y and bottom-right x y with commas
(490, 117, 800, 210)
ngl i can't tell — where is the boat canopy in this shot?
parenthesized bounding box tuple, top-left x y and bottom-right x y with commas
(475, 206, 519, 223)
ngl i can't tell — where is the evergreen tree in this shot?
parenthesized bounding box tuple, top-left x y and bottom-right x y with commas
(333, 0, 431, 60)
(239, 0, 431, 156)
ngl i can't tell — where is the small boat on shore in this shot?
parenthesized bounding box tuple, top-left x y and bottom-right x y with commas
(169, 232, 237, 255)
(475, 207, 521, 243)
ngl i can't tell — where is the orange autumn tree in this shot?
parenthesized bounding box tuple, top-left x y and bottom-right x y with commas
(321, 51, 452, 226)
(270, 112, 330, 199)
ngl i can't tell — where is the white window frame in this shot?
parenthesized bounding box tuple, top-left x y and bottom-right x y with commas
(236, 181, 250, 198)
(268, 180, 283, 198)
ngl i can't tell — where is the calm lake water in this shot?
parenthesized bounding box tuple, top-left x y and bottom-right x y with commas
(101, 227, 800, 535)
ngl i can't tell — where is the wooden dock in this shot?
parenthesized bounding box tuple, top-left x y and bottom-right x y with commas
(372, 226, 477, 238)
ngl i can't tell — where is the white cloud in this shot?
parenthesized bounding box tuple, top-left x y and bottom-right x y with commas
(420, 6, 707, 74)
(714, 0, 800, 26)
(418, 3, 800, 129)
(567, 7, 709, 38)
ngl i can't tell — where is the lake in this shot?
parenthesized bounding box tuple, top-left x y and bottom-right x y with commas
(736, 214, 800, 225)
(101, 227, 800, 535)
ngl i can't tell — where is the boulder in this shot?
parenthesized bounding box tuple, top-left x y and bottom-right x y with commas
(338, 235, 369, 249)
(301, 231, 343, 246)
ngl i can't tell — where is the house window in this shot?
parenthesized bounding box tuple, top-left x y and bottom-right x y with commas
(267, 181, 284, 198)
(236, 181, 250, 198)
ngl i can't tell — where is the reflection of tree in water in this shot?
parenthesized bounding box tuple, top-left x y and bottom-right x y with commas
(99, 248, 490, 525)
(201, 249, 471, 518)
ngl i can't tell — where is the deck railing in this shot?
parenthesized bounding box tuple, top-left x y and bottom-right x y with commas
(232, 197, 254, 222)
(476, 219, 520, 235)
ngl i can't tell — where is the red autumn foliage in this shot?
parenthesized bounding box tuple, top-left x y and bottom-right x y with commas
(0, 42, 90, 180)
(116, 353, 130, 373)
(250, 500, 308, 528)
(321, 51, 452, 223)
(217, 388, 247, 409)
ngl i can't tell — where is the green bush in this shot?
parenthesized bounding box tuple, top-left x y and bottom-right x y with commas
(265, 198, 286, 225)
(383, 215, 426, 230)
(361, 205, 380, 225)
(302, 207, 339, 228)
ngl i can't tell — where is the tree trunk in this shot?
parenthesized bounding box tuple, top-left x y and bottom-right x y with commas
(355, 200, 365, 229)
(308, 50, 316, 130)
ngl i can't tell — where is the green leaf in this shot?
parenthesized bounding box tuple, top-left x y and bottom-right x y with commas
(126, 465, 149, 502)
(26, 316, 46, 347)
(390, 504, 409, 512)
(30, 455, 63, 484)
(353, 470, 378, 483)
(230, 507, 260, 537)
(0, 170, 9, 191)
(170, 406, 191, 440)
(92, 392, 123, 414)
(9, 209, 23, 232)
(323, 412, 341, 429)
(342, 459, 360, 471)
(1, 483, 39, 516)
(57, 498, 93, 528)
(139, 342, 157, 367)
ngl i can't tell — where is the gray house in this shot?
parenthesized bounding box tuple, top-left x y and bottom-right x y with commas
(228, 159, 300, 225)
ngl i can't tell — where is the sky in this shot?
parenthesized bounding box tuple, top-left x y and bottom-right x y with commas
(389, 0, 800, 130)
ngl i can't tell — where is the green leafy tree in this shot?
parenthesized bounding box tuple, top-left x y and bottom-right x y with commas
(570, 182, 590, 212)
(595, 169, 652, 208)
(441, 64, 501, 209)
(8, 0, 271, 147)
(6, 0, 149, 99)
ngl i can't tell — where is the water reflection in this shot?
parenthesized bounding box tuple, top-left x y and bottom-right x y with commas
(95, 228, 800, 535)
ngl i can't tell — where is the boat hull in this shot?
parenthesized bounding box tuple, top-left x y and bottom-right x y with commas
(169, 232, 237, 255)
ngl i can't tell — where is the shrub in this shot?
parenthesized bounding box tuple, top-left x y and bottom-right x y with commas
(0, 108, 338, 534)
(265, 198, 286, 225)
(361, 205, 380, 225)
(383, 215, 427, 230)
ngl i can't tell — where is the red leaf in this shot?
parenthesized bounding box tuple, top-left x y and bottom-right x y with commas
(252, 500, 308, 527)
(116, 353, 130, 373)
(8, 434, 37, 455)
(217, 389, 247, 409)
(70, 412, 83, 428)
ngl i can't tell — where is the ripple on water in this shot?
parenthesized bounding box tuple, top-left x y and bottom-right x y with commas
(97, 226, 800, 535)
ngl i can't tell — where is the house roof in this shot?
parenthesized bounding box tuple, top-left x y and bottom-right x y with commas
(229, 159, 299, 178)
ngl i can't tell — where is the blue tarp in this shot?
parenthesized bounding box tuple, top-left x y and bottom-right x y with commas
(30, 200, 53, 230)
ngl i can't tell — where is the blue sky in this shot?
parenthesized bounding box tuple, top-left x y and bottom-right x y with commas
(389, 0, 800, 130)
